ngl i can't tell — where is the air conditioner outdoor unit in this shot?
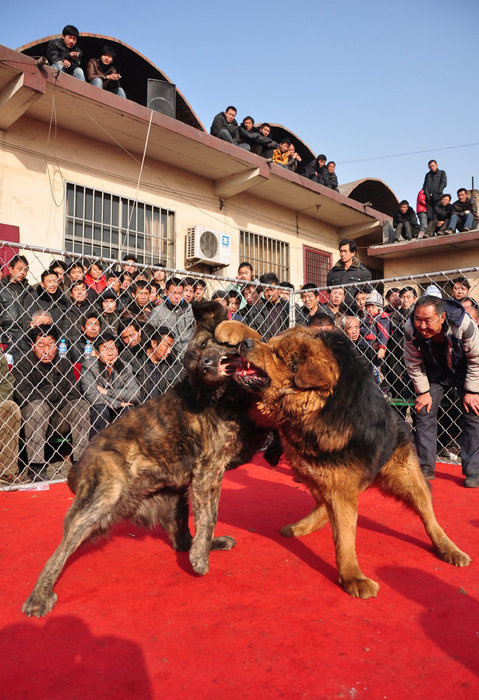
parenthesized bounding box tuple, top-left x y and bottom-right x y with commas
(186, 226, 231, 267)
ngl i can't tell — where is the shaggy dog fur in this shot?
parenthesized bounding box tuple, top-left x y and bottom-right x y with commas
(225, 324, 471, 599)
(22, 303, 276, 618)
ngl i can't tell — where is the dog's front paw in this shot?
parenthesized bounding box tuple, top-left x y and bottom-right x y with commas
(215, 320, 261, 346)
(22, 590, 58, 617)
(211, 535, 236, 550)
(189, 547, 210, 576)
(340, 576, 379, 599)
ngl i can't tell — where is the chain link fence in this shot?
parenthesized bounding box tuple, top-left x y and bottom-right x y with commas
(1, 241, 478, 490)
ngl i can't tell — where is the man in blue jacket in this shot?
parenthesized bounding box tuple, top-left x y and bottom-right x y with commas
(404, 295, 479, 487)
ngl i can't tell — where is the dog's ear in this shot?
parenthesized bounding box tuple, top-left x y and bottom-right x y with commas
(294, 355, 336, 391)
(191, 301, 227, 331)
(215, 320, 262, 347)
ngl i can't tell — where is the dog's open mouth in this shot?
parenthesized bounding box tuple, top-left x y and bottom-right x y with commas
(218, 355, 240, 376)
(235, 358, 270, 390)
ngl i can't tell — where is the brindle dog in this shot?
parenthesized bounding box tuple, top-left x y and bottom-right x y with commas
(22, 303, 274, 618)
(222, 324, 471, 599)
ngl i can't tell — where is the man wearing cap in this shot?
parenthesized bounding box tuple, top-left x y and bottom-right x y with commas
(404, 294, 479, 487)
(47, 25, 85, 81)
(87, 46, 126, 98)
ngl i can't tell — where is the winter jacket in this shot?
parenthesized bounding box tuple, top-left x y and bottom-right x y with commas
(210, 112, 240, 140)
(47, 37, 83, 69)
(432, 201, 452, 222)
(0, 277, 37, 346)
(149, 300, 195, 356)
(34, 288, 69, 329)
(325, 171, 339, 191)
(80, 357, 141, 408)
(84, 272, 107, 294)
(360, 311, 391, 350)
(423, 169, 447, 203)
(86, 58, 122, 90)
(451, 197, 477, 219)
(393, 206, 419, 234)
(250, 298, 290, 340)
(404, 300, 479, 395)
(416, 189, 427, 214)
(13, 352, 81, 408)
(304, 158, 328, 185)
(326, 258, 372, 288)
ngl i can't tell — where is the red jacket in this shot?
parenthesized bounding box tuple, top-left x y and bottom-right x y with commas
(416, 189, 427, 214)
(84, 272, 106, 294)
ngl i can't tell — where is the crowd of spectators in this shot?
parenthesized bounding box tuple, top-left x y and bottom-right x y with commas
(0, 245, 477, 486)
(384, 160, 477, 244)
(210, 106, 339, 189)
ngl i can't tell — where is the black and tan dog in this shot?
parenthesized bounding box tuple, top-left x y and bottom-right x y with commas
(22, 303, 275, 618)
(225, 324, 471, 599)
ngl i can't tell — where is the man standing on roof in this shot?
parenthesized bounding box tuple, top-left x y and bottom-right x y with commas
(47, 25, 85, 81)
(326, 239, 372, 289)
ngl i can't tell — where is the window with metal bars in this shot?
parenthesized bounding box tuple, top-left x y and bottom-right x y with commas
(303, 246, 331, 287)
(239, 230, 289, 280)
(64, 183, 176, 266)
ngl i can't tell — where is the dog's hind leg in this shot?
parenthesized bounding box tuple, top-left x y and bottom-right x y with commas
(376, 445, 471, 567)
(281, 502, 329, 537)
(22, 467, 125, 618)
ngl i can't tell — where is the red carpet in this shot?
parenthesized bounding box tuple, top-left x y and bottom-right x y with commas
(1, 456, 478, 699)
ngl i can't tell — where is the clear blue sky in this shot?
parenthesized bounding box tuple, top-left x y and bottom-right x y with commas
(2, 0, 478, 211)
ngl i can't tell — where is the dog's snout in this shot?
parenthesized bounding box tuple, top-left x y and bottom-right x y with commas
(240, 338, 255, 353)
(202, 356, 214, 367)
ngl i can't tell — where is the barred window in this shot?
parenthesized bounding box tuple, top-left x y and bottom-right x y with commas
(240, 230, 289, 280)
(303, 246, 331, 287)
(65, 183, 175, 266)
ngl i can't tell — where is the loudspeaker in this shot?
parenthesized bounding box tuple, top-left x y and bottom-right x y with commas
(147, 79, 176, 118)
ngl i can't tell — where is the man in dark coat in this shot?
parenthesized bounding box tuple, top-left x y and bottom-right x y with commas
(304, 154, 328, 184)
(424, 194, 453, 237)
(0, 255, 36, 355)
(210, 106, 249, 150)
(383, 200, 420, 242)
(446, 188, 477, 234)
(47, 25, 85, 81)
(423, 159, 447, 221)
(13, 324, 90, 480)
(250, 273, 290, 341)
(326, 239, 372, 288)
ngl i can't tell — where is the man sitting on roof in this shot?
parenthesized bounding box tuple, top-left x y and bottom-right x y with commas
(210, 106, 250, 150)
(47, 25, 85, 81)
(303, 154, 328, 184)
(87, 46, 126, 98)
(272, 138, 292, 167)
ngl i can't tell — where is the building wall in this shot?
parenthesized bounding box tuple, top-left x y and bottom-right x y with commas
(0, 116, 340, 286)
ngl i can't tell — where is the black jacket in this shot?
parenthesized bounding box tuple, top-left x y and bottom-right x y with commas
(304, 158, 328, 185)
(451, 197, 477, 218)
(423, 169, 447, 203)
(13, 352, 81, 408)
(326, 258, 372, 288)
(47, 37, 83, 69)
(433, 201, 453, 221)
(0, 278, 37, 347)
(393, 206, 419, 234)
(210, 112, 240, 140)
